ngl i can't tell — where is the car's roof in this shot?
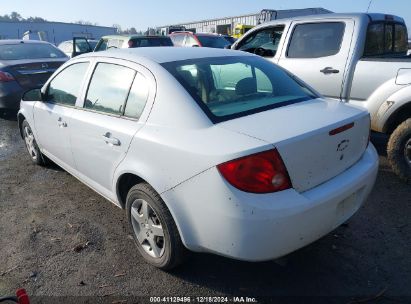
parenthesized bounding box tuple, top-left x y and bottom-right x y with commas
(79, 47, 252, 64)
(101, 35, 170, 40)
(195, 33, 225, 37)
(170, 32, 222, 37)
(260, 12, 405, 26)
(0, 39, 53, 45)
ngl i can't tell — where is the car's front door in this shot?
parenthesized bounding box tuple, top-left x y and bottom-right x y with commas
(278, 20, 354, 100)
(33, 61, 90, 170)
(69, 59, 153, 199)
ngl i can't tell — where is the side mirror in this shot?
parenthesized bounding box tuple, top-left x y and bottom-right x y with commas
(22, 88, 42, 102)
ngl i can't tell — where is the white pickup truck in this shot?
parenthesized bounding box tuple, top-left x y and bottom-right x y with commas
(232, 13, 411, 183)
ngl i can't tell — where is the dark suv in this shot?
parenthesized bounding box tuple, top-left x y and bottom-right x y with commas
(169, 32, 231, 48)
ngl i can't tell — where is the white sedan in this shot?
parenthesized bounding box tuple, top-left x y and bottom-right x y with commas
(18, 47, 379, 269)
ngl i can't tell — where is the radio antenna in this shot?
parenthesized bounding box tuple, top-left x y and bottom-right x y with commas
(366, 0, 373, 12)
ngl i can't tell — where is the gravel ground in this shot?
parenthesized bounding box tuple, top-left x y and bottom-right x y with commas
(0, 110, 410, 304)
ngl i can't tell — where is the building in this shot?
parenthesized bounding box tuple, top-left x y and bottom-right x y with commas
(0, 21, 117, 45)
(157, 8, 332, 35)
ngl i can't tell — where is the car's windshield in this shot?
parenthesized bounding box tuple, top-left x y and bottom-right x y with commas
(196, 35, 231, 48)
(162, 56, 317, 123)
(0, 43, 67, 60)
(130, 37, 173, 47)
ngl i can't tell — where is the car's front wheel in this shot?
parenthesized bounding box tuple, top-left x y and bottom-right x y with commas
(387, 118, 411, 183)
(22, 120, 46, 166)
(126, 183, 186, 270)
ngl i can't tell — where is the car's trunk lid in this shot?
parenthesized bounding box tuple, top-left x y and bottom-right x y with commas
(218, 98, 370, 192)
(2, 58, 66, 90)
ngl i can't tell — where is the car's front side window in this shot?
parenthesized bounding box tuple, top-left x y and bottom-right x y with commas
(47, 62, 90, 106)
(84, 63, 136, 115)
(237, 26, 285, 57)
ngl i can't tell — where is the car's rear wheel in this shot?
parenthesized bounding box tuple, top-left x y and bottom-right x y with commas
(126, 183, 186, 270)
(387, 118, 411, 184)
(22, 120, 46, 166)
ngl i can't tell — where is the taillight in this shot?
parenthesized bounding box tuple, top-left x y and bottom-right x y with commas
(217, 149, 292, 193)
(0, 71, 15, 82)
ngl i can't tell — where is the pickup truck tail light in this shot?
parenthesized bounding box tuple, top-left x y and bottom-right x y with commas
(217, 149, 292, 193)
(0, 71, 15, 82)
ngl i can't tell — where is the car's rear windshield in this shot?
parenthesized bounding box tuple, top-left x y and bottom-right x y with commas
(162, 56, 317, 123)
(129, 37, 173, 47)
(197, 35, 231, 48)
(364, 22, 408, 57)
(0, 43, 67, 60)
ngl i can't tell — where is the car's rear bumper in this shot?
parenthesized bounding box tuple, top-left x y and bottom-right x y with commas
(0, 81, 23, 110)
(162, 144, 379, 261)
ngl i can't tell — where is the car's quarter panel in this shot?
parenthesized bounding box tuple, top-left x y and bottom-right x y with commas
(348, 59, 411, 131)
(278, 18, 355, 100)
(161, 144, 378, 260)
(115, 123, 271, 197)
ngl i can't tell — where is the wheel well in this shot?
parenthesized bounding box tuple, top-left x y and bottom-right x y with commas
(17, 113, 26, 139)
(383, 103, 411, 134)
(116, 173, 145, 208)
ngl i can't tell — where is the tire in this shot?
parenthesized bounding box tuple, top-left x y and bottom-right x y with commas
(126, 183, 186, 270)
(21, 120, 47, 166)
(387, 118, 411, 184)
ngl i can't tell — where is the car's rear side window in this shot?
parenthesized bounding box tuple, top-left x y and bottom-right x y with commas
(287, 22, 345, 58)
(84, 62, 149, 119)
(123, 73, 149, 119)
(162, 56, 317, 123)
(85, 63, 135, 115)
(47, 62, 89, 106)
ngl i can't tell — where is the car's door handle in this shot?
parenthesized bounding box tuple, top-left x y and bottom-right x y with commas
(102, 132, 121, 146)
(320, 67, 340, 74)
(57, 117, 67, 128)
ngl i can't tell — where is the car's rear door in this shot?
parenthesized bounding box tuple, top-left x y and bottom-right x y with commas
(33, 60, 91, 170)
(278, 19, 355, 100)
(68, 58, 155, 200)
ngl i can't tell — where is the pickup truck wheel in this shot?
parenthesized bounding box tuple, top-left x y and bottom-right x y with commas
(22, 120, 47, 166)
(126, 183, 186, 270)
(387, 118, 411, 183)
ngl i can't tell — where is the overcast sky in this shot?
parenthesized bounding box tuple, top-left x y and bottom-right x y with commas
(1, 0, 410, 31)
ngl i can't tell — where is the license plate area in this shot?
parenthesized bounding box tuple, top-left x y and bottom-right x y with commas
(335, 187, 364, 227)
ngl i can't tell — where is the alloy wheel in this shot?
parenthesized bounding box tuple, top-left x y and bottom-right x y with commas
(130, 199, 165, 258)
(405, 138, 411, 168)
(24, 126, 37, 160)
